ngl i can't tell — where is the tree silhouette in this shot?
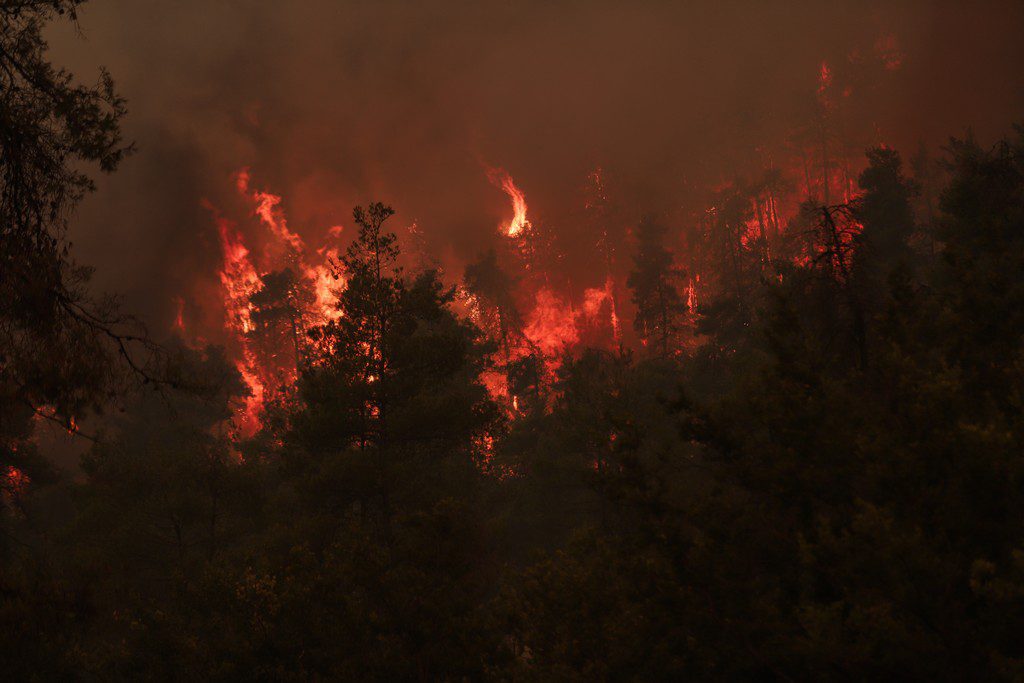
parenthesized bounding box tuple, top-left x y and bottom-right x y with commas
(627, 214, 688, 358)
(0, 1, 163, 446)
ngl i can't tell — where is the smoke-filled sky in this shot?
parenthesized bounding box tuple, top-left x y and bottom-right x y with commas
(48, 0, 1024, 334)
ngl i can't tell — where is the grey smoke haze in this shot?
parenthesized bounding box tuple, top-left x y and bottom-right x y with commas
(47, 0, 1024, 333)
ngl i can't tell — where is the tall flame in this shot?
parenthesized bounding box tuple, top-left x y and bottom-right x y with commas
(208, 204, 265, 435)
(524, 289, 579, 357)
(487, 167, 531, 238)
(237, 168, 305, 254)
(204, 170, 352, 437)
(306, 247, 344, 323)
(214, 217, 260, 334)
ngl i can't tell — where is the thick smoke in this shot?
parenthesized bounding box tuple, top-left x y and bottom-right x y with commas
(47, 0, 1024, 334)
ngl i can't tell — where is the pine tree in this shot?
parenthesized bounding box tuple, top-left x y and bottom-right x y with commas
(293, 203, 498, 522)
(852, 146, 919, 282)
(627, 215, 688, 358)
(0, 1, 160, 486)
(249, 267, 315, 383)
(271, 204, 503, 678)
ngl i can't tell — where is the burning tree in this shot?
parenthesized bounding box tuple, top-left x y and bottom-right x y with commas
(207, 171, 348, 435)
(291, 202, 499, 525)
(248, 267, 316, 385)
(464, 249, 524, 362)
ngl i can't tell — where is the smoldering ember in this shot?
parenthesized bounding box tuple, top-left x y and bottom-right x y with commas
(3, 1, 1024, 679)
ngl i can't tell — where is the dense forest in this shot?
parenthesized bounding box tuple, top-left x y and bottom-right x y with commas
(4, 2, 1024, 680)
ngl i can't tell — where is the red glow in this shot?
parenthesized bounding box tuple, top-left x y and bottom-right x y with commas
(172, 296, 186, 334)
(818, 61, 832, 93)
(203, 170, 350, 436)
(3, 466, 29, 507)
(181, 40, 891, 439)
(487, 167, 531, 238)
(237, 168, 305, 254)
(582, 277, 621, 343)
(524, 288, 579, 357)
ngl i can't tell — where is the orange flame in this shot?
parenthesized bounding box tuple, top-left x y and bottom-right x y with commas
(236, 348, 265, 436)
(524, 289, 578, 356)
(306, 255, 344, 323)
(581, 276, 621, 343)
(213, 212, 260, 335)
(487, 167, 531, 238)
(207, 202, 266, 436)
(236, 168, 305, 253)
(206, 170, 353, 437)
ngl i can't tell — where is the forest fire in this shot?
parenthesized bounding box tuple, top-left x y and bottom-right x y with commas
(210, 209, 263, 432)
(199, 66, 878, 431)
(194, 90, 876, 433)
(179, 49, 882, 429)
(9, 3, 1024, 677)
(203, 170, 352, 434)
